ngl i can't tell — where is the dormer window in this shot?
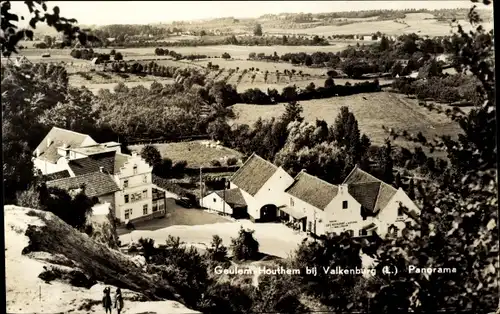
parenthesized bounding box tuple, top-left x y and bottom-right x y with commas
(133, 165, 138, 174)
(342, 201, 348, 209)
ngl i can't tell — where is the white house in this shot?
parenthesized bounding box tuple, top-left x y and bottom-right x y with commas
(224, 154, 420, 238)
(33, 127, 98, 175)
(200, 188, 247, 218)
(341, 165, 420, 237)
(38, 127, 167, 224)
(228, 153, 295, 222)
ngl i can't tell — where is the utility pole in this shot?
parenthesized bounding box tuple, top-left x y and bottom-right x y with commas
(199, 167, 203, 207)
(222, 178, 226, 215)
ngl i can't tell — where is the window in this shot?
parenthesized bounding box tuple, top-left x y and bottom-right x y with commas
(398, 207, 404, 216)
(143, 204, 148, 215)
(308, 221, 312, 232)
(159, 203, 165, 211)
(153, 203, 158, 212)
(124, 195, 129, 203)
(123, 180, 128, 188)
(213, 198, 216, 203)
(133, 165, 138, 174)
(290, 197, 294, 206)
(142, 190, 147, 199)
(359, 229, 368, 236)
(347, 230, 354, 237)
(124, 209, 132, 220)
(342, 201, 348, 209)
(143, 175, 147, 183)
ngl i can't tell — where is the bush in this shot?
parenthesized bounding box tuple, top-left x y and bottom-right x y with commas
(230, 227, 260, 261)
(226, 157, 238, 166)
(210, 159, 221, 167)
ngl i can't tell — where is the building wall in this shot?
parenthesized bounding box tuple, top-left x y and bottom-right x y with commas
(200, 192, 233, 215)
(113, 153, 154, 222)
(284, 194, 324, 232)
(33, 157, 72, 175)
(376, 188, 420, 237)
(250, 167, 295, 220)
(323, 185, 363, 236)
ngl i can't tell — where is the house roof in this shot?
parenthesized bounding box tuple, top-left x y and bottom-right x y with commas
(215, 188, 247, 206)
(68, 151, 129, 176)
(42, 170, 71, 181)
(278, 205, 306, 220)
(343, 166, 398, 214)
(35, 127, 95, 163)
(230, 154, 278, 196)
(46, 172, 120, 198)
(70, 143, 121, 156)
(285, 171, 339, 210)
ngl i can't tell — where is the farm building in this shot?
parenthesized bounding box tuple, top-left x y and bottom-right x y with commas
(200, 188, 248, 218)
(217, 153, 420, 238)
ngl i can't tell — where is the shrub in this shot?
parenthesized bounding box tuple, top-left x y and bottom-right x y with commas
(210, 159, 221, 167)
(226, 157, 238, 166)
(230, 227, 259, 261)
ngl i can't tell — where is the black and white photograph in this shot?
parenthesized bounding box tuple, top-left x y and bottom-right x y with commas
(1, 0, 497, 313)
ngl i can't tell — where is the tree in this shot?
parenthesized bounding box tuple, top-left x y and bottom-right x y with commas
(114, 52, 123, 61)
(324, 77, 335, 89)
(230, 227, 260, 261)
(281, 101, 304, 124)
(253, 23, 263, 36)
(205, 235, 230, 267)
(378, 138, 394, 184)
(305, 55, 313, 66)
(1, 1, 98, 57)
(221, 52, 231, 59)
(140, 145, 162, 168)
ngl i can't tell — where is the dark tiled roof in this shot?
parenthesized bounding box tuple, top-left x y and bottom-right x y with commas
(230, 154, 277, 196)
(215, 188, 247, 206)
(35, 127, 95, 163)
(42, 170, 71, 181)
(46, 172, 120, 198)
(348, 182, 381, 214)
(343, 165, 380, 185)
(285, 171, 339, 210)
(68, 151, 129, 176)
(344, 166, 398, 214)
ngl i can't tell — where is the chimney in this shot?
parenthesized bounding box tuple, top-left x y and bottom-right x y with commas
(99, 166, 104, 173)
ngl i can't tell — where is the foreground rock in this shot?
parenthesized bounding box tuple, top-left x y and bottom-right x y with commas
(5, 205, 199, 313)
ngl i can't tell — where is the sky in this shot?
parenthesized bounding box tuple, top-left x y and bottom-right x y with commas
(10, 1, 487, 26)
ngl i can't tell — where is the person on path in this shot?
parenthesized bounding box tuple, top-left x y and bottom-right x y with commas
(102, 287, 112, 314)
(114, 287, 124, 314)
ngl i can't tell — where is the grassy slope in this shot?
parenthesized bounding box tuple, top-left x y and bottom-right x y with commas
(231, 91, 464, 157)
(128, 140, 243, 168)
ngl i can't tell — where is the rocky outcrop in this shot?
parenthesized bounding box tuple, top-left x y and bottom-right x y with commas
(5, 205, 199, 314)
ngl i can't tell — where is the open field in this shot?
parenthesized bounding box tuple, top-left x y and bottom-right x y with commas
(266, 13, 493, 37)
(231, 91, 465, 157)
(127, 140, 244, 167)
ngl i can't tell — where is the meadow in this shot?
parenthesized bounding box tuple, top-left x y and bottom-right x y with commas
(127, 140, 244, 168)
(266, 13, 493, 37)
(231, 91, 466, 158)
